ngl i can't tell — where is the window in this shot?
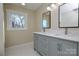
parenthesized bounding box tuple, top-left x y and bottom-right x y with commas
(7, 10, 27, 30)
(10, 14, 24, 28)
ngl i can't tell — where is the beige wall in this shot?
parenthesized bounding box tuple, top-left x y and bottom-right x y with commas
(0, 3, 5, 55)
(4, 4, 36, 48)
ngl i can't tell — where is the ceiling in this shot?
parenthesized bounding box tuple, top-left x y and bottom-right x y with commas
(5, 3, 45, 11)
(14, 3, 45, 11)
(24, 3, 43, 11)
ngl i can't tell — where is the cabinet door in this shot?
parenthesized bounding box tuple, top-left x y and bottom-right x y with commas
(77, 43, 79, 56)
(58, 39, 77, 56)
(37, 35, 48, 56)
(48, 37, 58, 56)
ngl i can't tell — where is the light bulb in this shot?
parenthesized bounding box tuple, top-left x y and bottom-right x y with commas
(47, 6, 51, 11)
(51, 4, 56, 9)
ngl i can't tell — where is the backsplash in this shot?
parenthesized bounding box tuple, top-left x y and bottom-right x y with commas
(68, 28, 79, 36)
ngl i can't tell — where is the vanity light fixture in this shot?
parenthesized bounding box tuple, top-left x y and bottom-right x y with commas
(47, 3, 57, 11)
(57, 3, 63, 5)
(21, 3, 25, 6)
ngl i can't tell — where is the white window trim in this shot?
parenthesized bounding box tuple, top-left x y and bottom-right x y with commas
(6, 9, 28, 30)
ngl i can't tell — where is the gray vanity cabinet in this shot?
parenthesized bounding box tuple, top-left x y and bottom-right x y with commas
(57, 39, 77, 56)
(34, 33, 78, 56)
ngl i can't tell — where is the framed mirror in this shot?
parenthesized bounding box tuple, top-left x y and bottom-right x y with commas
(42, 11, 51, 29)
(58, 3, 79, 28)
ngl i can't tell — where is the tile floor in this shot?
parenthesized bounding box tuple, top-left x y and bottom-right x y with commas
(5, 42, 40, 56)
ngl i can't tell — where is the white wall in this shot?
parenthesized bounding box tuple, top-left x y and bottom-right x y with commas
(0, 3, 5, 56)
(35, 4, 79, 35)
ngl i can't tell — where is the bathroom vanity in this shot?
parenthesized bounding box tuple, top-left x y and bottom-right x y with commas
(33, 3, 79, 56)
(33, 32, 79, 56)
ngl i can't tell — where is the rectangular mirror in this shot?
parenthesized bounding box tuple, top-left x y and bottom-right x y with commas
(59, 3, 79, 28)
(42, 11, 51, 29)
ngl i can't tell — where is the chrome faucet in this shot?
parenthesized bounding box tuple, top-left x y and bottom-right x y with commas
(43, 28, 45, 32)
(65, 28, 68, 35)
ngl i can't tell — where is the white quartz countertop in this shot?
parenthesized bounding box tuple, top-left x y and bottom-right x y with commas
(33, 32, 79, 42)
